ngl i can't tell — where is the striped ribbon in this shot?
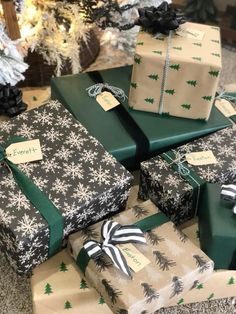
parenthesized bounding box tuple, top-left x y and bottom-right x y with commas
(83, 220, 146, 278)
(221, 184, 236, 214)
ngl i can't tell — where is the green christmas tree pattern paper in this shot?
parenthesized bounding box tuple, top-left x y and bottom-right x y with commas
(31, 250, 111, 314)
(129, 22, 222, 120)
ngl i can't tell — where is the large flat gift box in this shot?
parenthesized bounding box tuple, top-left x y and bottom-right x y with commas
(129, 22, 222, 120)
(198, 183, 236, 270)
(139, 127, 236, 225)
(0, 100, 132, 274)
(51, 66, 231, 169)
(68, 200, 214, 313)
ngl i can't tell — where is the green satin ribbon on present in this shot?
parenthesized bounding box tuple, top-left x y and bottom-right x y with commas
(76, 212, 169, 275)
(161, 150, 206, 216)
(0, 136, 64, 257)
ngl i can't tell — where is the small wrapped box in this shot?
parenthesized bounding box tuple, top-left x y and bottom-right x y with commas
(129, 22, 222, 120)
(31, 249, 111, 314)
(0, 101, 132, 274)
(139, 127, 236, 225)
(198, 183, 236, 270)
(68, 200, 214, 313)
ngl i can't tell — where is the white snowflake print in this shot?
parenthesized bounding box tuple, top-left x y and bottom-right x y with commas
(198, 167, 218, 182)
(0, 231, 15, 251)
(44, 127, 63, 143)
(18, 162, 38, 176)
(54, 145, 73, 162)
(32, 176, 49, 190)
(155, 158, 169, 170)
(89, 165, 112, 186)
(0, 209, 15, 226)
(16, 214, 44, 239)
(55, 115, 72, 129)
(51, 178, 72, 196)
(62, 162, 84, 180)
(0, 176, 16, 189)
(72, 183, 97, 203)
(208, 132, 224, 144)
(98, 190, 113, 205)
(165, 174, 182, 188)
(65, 131, 86, 149)
(217, 144, 234, 158)
(47, 100, 61, 110)
(63, 202, 79, 219)
(113, 172, 131, 187)
(228, 160, 236, 172)
(0, 120, 14, 133)
(197, 141, 211, 151)
(80, 149, 98, 164)
(101, 151, 117, 167)
(34, 110, 54, 126)
(63, 222, 74, 237)
(16, 123, 38, 138)
(7, 191, 31, 211)
(18, 246, 38, 264)
(41, 157, 61, 173)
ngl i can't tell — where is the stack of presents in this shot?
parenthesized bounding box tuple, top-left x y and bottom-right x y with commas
(0, 3, 236, 313)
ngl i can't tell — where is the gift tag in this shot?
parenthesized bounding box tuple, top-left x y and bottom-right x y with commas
(96, 91, 120, 111)
(118, 243, 150, 273)
(176, 26, 205, 40)
(185, 150, 217, 166)
(215, 99, 236, 118)
(6, 139, 43, 164)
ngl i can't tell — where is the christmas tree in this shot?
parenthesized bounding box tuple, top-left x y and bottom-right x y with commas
(59, 261, 68, 272)
(141, 282, 159, 303)
(101, 279, 122, 304)
(80, 278, 89, 290)
(98, 295, 106, 305)
(44, 283, 53, 295)
(64, 300, 72, 309)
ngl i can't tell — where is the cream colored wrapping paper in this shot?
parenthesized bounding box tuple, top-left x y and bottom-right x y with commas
(31, 250, 111, 314)
(68, 200, 214, 314)
(129, 22, 222, 120)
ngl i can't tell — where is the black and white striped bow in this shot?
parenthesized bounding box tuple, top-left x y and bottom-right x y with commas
(83, 220, 147, 278)
(221, 184, 236, 214)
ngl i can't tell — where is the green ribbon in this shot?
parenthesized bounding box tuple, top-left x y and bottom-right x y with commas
(76, 212, 169, 275)
(0, 136, 64, 257)
(161, 150, 206, 216)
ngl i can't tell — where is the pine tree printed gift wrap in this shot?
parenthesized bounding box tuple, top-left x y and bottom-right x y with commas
(129, 22, 222, 120)
(139, 127, 236, 225)
(68, 200, 214, 314)
(0, 100, 132, 275)
(32, 249, 111, 314)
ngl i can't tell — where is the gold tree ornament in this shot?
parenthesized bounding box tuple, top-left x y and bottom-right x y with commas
(1, 0, 21, 39)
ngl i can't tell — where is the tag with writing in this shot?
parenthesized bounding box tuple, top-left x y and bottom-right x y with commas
(6, 139, 43, 164)
(96, 91, 120, 111)
(215, 99, 236, 118)
(117, 243, 150, 273)
(185, 150, 217, 166)
(176, 27, 205, 40)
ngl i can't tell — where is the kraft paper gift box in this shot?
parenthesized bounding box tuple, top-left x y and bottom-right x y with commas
(0, 100, 132, 275)
(198, 183, 236, 270)
(129, 22, 222, 121)
(31, 249, 111, 314)
(51, 65, 231, 170)
(139, 127, 236, 225)
(68, 200, 214, 314)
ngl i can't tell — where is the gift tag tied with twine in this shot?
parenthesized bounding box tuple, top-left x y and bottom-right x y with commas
(185, 150, 217, 166)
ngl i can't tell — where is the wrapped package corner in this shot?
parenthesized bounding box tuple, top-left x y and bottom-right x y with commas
(68, 200, 214, 313)
(0, 100, 133, 275)
(129, 22, 222, 120)
(139, 127, 236, 225)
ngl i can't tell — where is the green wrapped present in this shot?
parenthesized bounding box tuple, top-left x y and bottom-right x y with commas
(51, 66, 231, 169)
(198, 183, 236, 269)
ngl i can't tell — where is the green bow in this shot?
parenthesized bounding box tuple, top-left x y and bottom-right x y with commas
(0, 136, 64, 257)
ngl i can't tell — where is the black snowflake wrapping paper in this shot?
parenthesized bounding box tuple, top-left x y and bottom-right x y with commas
(139, 127, 236, 225)
(68, 200, 214, 314)
(0, 100, 133, 275)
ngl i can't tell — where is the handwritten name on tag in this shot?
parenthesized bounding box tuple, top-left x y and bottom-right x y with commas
(118, 243, 150, 273)
(6, 139, 43, 164)
(215, 99, 236, 118)
(177, 27, 205, 40)
(96, 91, 120, 111)
(185, 150, 217, 166)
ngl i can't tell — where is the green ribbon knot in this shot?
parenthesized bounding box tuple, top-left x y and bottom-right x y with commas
(0, 136, 64, 257)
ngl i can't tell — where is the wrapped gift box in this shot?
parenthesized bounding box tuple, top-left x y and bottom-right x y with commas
(129, 22, 222, 120)
(68, 200, 214, 313)
(198, 183, 236, 270)
(139, 127, 236, 225)
(31, 249, 111, 314)
(0, 101, 132, 274)
(51, 66, 231, 170)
